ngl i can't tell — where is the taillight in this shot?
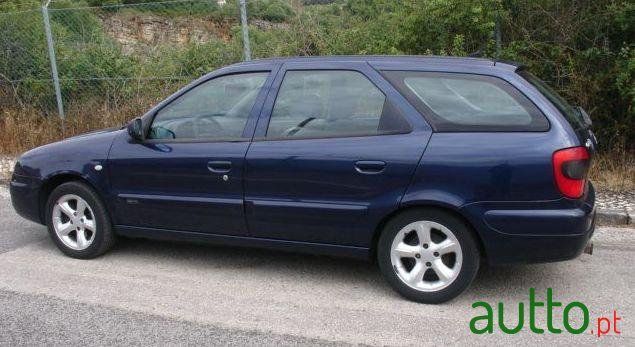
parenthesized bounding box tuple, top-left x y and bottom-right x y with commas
(552, 147, 590, 199)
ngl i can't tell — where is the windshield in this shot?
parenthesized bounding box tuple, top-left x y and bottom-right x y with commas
(518, 70, 587, 130)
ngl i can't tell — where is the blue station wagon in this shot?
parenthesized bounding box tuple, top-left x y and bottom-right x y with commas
(10, 56, 597, 303)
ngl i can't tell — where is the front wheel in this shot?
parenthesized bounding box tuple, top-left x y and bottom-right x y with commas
(45, 181, 116, 259)
(377, 209, 480, 303)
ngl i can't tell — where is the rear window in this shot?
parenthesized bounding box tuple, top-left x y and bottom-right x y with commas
(518, 70, 587, 131)
(382, 71, 549, 132)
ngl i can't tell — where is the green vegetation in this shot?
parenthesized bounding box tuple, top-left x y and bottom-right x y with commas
(0, 0, 633, 152)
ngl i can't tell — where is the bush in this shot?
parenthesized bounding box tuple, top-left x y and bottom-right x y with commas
(248, 0, 293, 22)
(499, 0, 634, 149)
(177, 40, 242, 76)
(0, 0, 633, 151)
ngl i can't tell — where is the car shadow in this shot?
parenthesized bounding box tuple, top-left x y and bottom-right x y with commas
(108, 235, 569, 302)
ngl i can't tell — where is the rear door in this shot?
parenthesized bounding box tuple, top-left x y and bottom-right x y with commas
(244, 61, 432, 247)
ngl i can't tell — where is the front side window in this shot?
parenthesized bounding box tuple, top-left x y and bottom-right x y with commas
(266, 70, 410, 139)
(383, 71, 549, 132)
(149, 72, 268, 140)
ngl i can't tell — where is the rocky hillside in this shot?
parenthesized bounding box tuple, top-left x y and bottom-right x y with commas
(99, 12, 290, 55)
(100, 13, 234, 54)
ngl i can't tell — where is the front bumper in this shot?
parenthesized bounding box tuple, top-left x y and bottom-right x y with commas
(10, 174, 44, 224)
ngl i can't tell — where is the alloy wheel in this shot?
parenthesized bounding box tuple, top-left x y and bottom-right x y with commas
(390, 221, 463, 292)
(52, 194, 96, 250)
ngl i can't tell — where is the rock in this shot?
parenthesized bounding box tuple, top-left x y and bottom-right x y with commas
(0, 156, 16, 180)
(251, 19, 290, 30)
(100, 14, 232, 55)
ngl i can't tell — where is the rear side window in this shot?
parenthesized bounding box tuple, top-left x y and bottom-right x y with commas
(382, 71, 549, 132)
(266, 70, 411, 139)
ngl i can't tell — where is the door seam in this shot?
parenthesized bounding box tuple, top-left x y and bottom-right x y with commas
(242, 63, 283, 237)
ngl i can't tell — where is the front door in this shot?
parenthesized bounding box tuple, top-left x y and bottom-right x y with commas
(108, 70, 273, 235)
(244, 62, 432, 247)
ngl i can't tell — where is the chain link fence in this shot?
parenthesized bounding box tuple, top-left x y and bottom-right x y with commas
(2, 0, 633, 154)
(3, 0, 355, 153)
(0, 8, 55, 112)
(0, 0, 267, 136)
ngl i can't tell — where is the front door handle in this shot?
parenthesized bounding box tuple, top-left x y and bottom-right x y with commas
(354, 160, 386, 174)
(207, 161, 232, 174)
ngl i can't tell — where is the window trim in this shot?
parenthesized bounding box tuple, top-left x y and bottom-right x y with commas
(380, 70, 551, 133)
(144, 71, 271, 143)
(258, 127, 410, 142)
(262, 69, 412, 141)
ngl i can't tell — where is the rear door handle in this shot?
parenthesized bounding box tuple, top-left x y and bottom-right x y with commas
(354, 160, 386, 174)
(207, 161, 232, 174)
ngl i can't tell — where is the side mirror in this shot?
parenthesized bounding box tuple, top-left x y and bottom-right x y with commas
(127, 117, 145, 141)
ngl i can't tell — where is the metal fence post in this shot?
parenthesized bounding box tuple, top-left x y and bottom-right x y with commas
(42, 1, 65, 124)
(239, 0, 251, 61)
(495, 11, 501, 60)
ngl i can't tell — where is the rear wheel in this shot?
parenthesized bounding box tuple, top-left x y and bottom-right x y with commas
(377, 209, 479, 303)
(45, 181, 116, 259)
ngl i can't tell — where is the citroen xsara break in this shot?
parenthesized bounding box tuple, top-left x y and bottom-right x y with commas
(10, 56, 597, 303)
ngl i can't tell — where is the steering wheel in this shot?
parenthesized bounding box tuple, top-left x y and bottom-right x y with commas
(194, 115, 224, 137)
(283, 117, 318, 137)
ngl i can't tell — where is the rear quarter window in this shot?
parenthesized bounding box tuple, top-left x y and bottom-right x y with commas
(517, 70, 588, 132)
(382, 71, 549, 132)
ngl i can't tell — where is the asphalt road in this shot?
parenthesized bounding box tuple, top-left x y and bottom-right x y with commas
(0, 185, 633, 346)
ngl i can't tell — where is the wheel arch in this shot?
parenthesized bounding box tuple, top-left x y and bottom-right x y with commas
(370, 203, 487, 263)
(38, 172, 103, 224)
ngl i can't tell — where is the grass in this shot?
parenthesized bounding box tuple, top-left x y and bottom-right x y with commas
(0, 102, 144, 155)
(1, 107, 633, 192)
(590, 149, 635, 192)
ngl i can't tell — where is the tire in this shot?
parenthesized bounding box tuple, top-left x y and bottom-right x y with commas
(377, 208, 479, 303)
(45, 181, 116, 259)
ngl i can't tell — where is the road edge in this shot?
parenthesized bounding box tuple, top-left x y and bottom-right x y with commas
(596, 208, 632, 226)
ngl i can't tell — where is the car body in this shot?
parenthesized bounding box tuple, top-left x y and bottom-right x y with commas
(10, 56, 597, 302)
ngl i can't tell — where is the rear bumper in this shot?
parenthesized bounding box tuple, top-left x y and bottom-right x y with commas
(10, 174, 43, 224)
(482, 213, 595, 265)
(462, 184, 596, 265)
